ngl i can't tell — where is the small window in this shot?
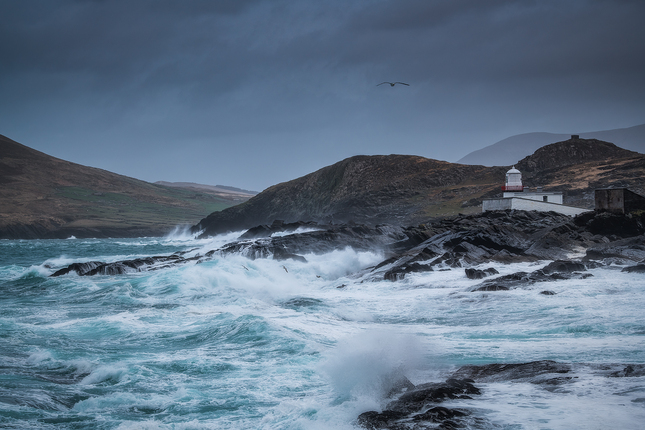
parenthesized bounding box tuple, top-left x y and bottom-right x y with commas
(543, 196, 548, 202)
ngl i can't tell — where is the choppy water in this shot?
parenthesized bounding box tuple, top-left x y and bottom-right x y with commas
(1, 233, 644, 429)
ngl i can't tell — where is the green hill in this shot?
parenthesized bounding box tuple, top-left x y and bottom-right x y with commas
(0, 134, 249, 239)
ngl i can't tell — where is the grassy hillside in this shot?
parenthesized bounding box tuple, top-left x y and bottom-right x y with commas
(0, 134, 248, 238)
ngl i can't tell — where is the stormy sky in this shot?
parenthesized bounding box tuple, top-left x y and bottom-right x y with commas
(1, 0, 644, 191)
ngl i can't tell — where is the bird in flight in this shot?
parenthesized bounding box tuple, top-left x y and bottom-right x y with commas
(377, 82, 409, 87)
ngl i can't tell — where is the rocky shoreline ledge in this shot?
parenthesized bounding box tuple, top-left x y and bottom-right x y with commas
(51, 209, 645, 278)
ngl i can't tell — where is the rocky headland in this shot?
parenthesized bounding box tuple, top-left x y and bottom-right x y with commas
(191, 137, 645, 237)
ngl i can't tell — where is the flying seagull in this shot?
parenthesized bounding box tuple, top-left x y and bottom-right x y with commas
(377, 82, 409, 87)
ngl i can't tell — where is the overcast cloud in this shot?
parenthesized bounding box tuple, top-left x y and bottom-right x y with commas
(1, 0, 644, 191)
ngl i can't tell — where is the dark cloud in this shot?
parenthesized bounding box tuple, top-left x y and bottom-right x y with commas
(0, 0, 643, 190)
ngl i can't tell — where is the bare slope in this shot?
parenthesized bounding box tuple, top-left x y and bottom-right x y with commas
(0, 134, 248, 238)
(193, 139, 645, 237)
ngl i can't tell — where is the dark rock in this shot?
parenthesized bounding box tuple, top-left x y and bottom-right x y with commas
(609, 364, 645, 377)
(473, 285, 509, 291)
(540, 290, 556, 295)
(372, 257, 399, 271)
(357, 379, 480, 429)
(471, 262, 593, 291)
(356, 410, 407, 430)
(384, 263, 433, 281)
(622, 264, 645, 273)
(451, 360, 571, 383)
(50, 261, 105, 277)
(412, 406, 468, 422)
(239, 220, 320, 240)
(465, 267, 499, 279)
(541, 260, 587, 274)
(270, 247, 308, 262)
(575, 211, 645, 238)
(387, 379, 480, 414)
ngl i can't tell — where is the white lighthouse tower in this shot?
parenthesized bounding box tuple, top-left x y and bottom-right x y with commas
(502, 166, 523, 192)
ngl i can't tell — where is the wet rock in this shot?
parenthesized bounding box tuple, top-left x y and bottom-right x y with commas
(239, 220, 320, 239)
(356, 410, 407, 430)
(473, 285, 509, 291)
(575, 211, 645, 238)
(622, 264, 645, 273)
(50, 261, 105, 277)
(471, 263, 592, 291)
(451, 360, 571, 383)
(540, 290, 557, 295)
(584, 234, 645, 263)
(609, 364, 645, 377)
(540, 260, 587, 274)
(357, 379, 480, 430)
(384, 263, 433, 281)
(465, 267, 499, 279)
(387, 379, 480, 414)
(412, 406, 468, 423)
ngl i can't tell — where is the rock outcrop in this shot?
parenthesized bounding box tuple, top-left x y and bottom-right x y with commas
(356, 360, 644, 429)
(50, 210, 645, 279)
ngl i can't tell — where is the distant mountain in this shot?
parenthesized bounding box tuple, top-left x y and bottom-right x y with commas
(458, 123, 645, 166)
(0, 134, 251, 239)
(155, 181, 257, 197)
(192, 138, 645, 237)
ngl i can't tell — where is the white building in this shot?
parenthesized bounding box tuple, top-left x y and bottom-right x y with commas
(482, 167, 589, 216)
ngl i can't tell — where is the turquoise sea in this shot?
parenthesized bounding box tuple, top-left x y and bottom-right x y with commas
(1, 233, 644, 429)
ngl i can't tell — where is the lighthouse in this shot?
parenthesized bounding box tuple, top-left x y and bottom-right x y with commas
(482, 166, 589, 216)
(502, 166, 523, 192)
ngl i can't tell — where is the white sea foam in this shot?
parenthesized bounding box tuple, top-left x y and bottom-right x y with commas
(270, 227, 322, 237)
(80, 365, 128, 385)
(2, 237, 645, 429)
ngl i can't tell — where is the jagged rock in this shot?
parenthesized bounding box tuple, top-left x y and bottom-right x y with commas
(609, 364, 645, 377)
(388, 379, 480, 414)
(473, 285, 509, 291)
(357, 379, 480, 430)
(356, 359, 645, 429)
(49, 211, 645, 279)
(471, 261, 593, 291)
(465, 267, 499, 279)
(540, 260, 587, 274)
(622, 264, 645, 273)
(356, 410, 407, 430)
(451, 360, 571, 383)
(239, 220, 320, 239)
(384, 263, 433, 281)
(50, 261, 105, 277)
(575, 211, 645, 238)
(540, 290, 556, 295)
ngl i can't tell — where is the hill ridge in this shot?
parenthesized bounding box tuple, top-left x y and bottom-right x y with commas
(192, 138, 645, 237)
(0, 134, 251, 239)
(457, 123, 645, 166)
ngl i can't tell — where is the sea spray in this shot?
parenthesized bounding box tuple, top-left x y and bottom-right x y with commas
(320, 329, 424, 402)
